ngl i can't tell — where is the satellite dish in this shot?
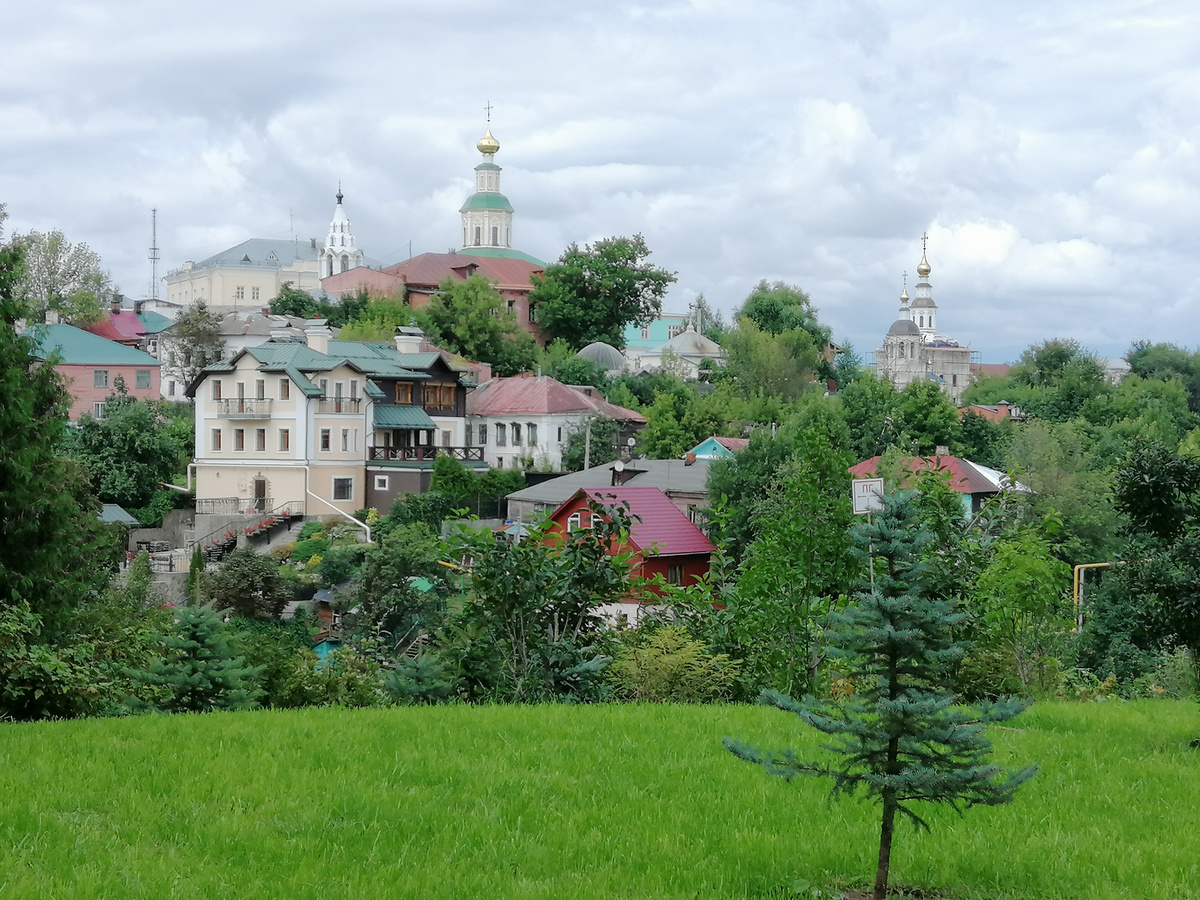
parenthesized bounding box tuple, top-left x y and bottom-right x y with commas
(626, 437, 636, 447)
(613, 460, 625, 473)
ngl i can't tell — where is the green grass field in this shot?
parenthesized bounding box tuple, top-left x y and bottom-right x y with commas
(1, 701, 1198, 899)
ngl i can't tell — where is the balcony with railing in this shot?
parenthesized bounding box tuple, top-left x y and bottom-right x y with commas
(368, 446, 484, 463)
(214, 398, 273, 418)
(317, 397, 362, 414)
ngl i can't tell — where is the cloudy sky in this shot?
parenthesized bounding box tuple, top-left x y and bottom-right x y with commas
(3, 0, 1198, 363)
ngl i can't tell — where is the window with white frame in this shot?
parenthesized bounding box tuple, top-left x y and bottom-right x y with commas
(320, 428, 331, 451)
(442, 430, 451, 447)
(333, 477, 353, 501)
(279, 428, 290, 452)
(496, 423, 506, 446)
(251, 286, 260, 301)
(255, 428, 266, 451)
(211, 428, 222, 451)
(374, 475, 389, 491)
(234, 428, 245, 451)
(279, 378, 290, 400)
(255, 379, 265, 399)
(92, 401, 106, 419)
(527, 423, 537, 445)
(567, 510, 592, 532)
(168, 380, 176, 397)
(135, 369, 151, 389)
(212, 379, 222, 400)
(512, 423, 522, 445)
(235, 286, 245, 300)
(93, 369, 109, 388)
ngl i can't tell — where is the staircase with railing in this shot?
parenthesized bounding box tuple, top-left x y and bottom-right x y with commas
(188, 500, 306, 564)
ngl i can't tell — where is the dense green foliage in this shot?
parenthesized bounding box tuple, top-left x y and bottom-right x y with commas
(415, 274, 538, 375)
(268, 282, 368, 327)
(530, 234, 676, 349)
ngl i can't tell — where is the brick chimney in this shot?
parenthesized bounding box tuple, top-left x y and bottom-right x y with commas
(305, 318, 332, 354)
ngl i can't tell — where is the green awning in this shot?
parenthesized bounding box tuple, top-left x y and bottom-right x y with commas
(374, 405, 437, 429)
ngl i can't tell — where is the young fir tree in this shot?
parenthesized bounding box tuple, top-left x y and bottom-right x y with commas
(725, 491, 1037, 900)
(131, 606, 263, 713)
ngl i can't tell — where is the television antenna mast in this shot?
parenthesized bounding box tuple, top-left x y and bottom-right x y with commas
(148, 208, 160, 300)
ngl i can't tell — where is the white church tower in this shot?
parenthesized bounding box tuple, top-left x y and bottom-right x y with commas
(320, 188, 364, 278)
(460, 118, 514, 251)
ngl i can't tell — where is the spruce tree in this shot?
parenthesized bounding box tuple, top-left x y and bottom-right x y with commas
(132, 606, 262, 713)
(725, 491, 1037, 899)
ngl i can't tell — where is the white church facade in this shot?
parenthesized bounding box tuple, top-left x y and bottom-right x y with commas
(874, 238, 973, 406)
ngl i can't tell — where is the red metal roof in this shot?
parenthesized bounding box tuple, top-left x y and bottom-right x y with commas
(849, 455, 999, 495)
(714, 436, 749, 453)
(554, 487, 715, 557)
(83, 313, 144, 346)
(970, 363, 1011, 377)
(381, 252, 542, 291)
(468, 374, 646, 422)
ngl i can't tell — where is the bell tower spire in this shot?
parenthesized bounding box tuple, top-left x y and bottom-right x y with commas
(321, 185, 364, 278)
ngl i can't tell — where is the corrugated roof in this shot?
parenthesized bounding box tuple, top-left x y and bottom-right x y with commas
(555, 487, 715, 557)
(192, 238, 318, 269)
(374, 405, 437, 429)
(468, 375, 645, 422)
(24, 324, 161, 367)
(507, 458, 711, 508)
(136, 310, 174, 334)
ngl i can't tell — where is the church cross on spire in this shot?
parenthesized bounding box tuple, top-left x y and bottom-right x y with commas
(484, 100, 493, 123)
(922, 232, 928, 254)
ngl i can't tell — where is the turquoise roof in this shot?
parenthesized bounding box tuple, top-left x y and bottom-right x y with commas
(24, 324, 161, 367)
(461, 247, 546, 265)
(99, 504, 140, 526)
(374, 405, 437, 429)
(136, 311, 173, 334)
(460, 192, 513, 212)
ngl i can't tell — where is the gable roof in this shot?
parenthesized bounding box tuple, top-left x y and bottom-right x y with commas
(849, 455, 1030, 495)
(468, 374, 646, 422)
(383, 251, 543, 289)
(555, 487, 715, 558)
(24, 324, 161, 367)
(507, 458, 711, 509)
(192, 238, 318, 269)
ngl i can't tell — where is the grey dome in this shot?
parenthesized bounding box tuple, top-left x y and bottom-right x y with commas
(888, 319, 920, 336)
(578, 341, 625, 371)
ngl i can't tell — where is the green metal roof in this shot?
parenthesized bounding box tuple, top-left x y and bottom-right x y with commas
(24, 324, 161, 367)
(462, 247, 547, 265)
(459, 191, 513, 212)
(136, 311, 174, 334)
(99, 504, 140, 526)
(374, 405, 437, 429)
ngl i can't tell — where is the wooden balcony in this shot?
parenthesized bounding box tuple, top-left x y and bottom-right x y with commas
(368, 446, 484, 463)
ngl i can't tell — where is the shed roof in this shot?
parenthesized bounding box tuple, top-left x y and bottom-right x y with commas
(507, 458, 711, 509)
(374, 405, 437, 429)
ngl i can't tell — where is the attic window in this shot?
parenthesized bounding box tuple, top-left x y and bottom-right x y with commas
(241, 254, 251, 263)
(567, 510, 592, 532)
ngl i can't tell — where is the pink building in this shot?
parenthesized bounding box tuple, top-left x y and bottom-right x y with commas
(25, 324, 161, 420)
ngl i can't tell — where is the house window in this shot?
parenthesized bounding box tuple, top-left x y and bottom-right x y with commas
(234, 428, 245, 451)
(465, 425, 473, 446)
(92, 401, 106, 419)
(333, 477, 353, 501)
(320, 428, 331, 451)
(510, 422, 521, 445)
(255, 428, 266, 451)
(212, 379, 222, 400)
(255, 379, 265, 399)
(667, 563, 684, 585)
(319, 379, 328, 397)
(252, 286, 260, 301)
(527, 423, 537, 445)
(93, 369, 109, 388)
(350, 379, 359, 399)
(235, 286, 245, 300)
(341, 428, 349, 452)
(395, 383, 413, 404)
(556, 426, 562, 442)
(507, 299, 515, 314)
(567, 510, 591, 532)
(668, 324, 684, 339)
(529, 304, 538, 323)
(211, 428, 221, 451)
(374, 475, 389, 491)
(496, 423, 507, 447)
(135, 369, 151, 389)
(479, 423, 488, 444)
(640, 326, 650, 340)
(279, 428, 290, 452)
(168, 380, 176, 397)
(442, 430, 451, 447)
(279, 378, 290, 400)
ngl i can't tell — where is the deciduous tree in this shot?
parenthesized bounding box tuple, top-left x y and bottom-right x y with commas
(530, 234, 676, 350)
(8, 228, 110, 325)
(416, 274, 537, 376)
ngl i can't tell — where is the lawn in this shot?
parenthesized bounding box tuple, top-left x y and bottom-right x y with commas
(0, 701, 1198, 899)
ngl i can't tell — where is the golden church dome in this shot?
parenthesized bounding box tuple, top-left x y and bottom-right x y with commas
(916, 253, 931, 278)
(477, 126, 500, 156)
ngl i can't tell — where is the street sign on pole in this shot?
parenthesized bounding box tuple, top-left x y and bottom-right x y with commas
(852, 477, 884, 515)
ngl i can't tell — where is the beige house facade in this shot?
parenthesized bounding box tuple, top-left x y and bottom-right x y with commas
(165, 238, 322, 309)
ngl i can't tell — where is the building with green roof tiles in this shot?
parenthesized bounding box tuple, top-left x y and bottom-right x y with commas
(24, 324, 161, 421)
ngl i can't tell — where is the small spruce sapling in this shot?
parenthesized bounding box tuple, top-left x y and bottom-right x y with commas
(725, 491, 1037, 900)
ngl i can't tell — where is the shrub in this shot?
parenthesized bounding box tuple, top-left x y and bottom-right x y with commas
(382, 655, 454, 705)
(607, 626, 740, 702)
(292, 538, 331, 564)
(296, 521, 324, 542)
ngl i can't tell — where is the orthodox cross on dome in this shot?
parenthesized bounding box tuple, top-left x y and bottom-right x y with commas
(484, 100, 493, 123)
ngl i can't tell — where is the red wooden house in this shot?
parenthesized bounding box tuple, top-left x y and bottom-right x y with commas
(546, 486, 715, 622)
